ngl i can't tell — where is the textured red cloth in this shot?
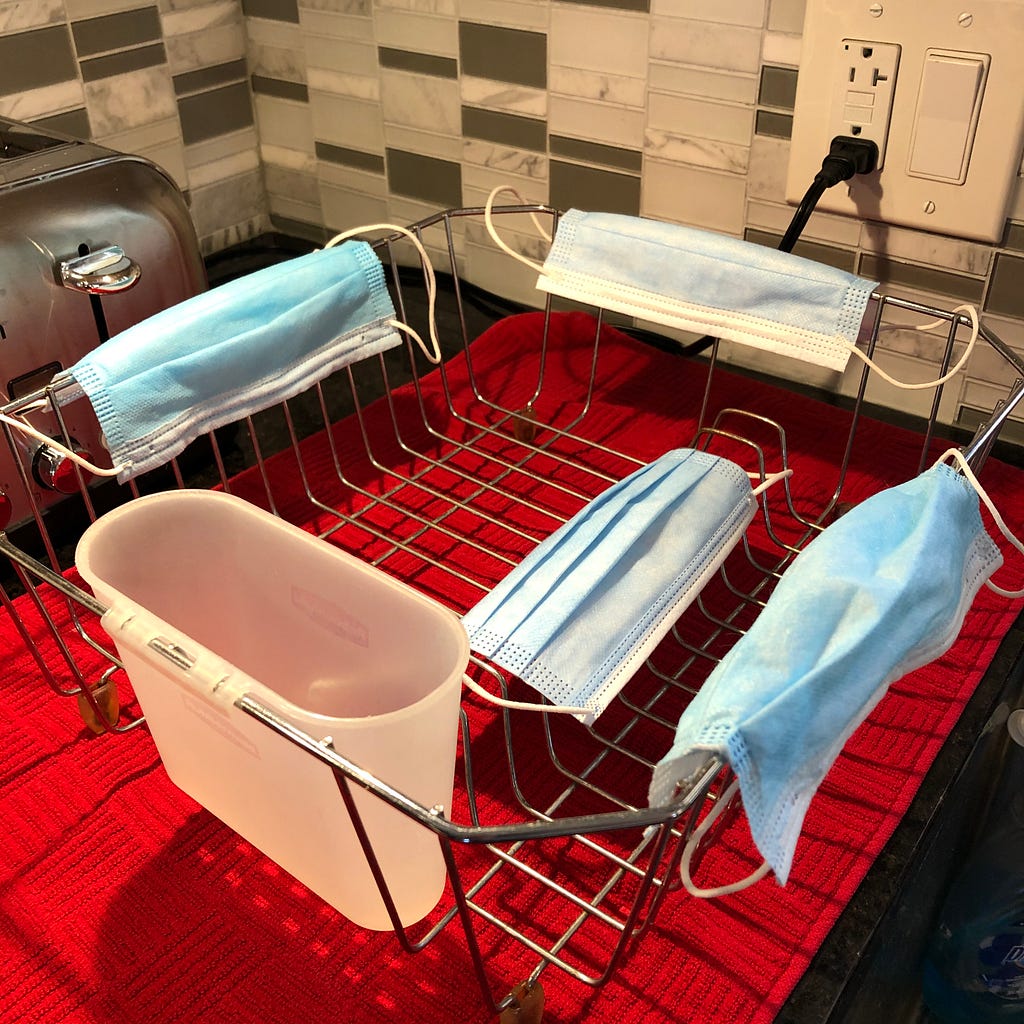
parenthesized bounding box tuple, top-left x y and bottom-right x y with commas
(1, 313, 1022, 1024)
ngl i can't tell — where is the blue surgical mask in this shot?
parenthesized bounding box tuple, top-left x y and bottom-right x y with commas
(462, 448, 773, 723)
(535, 208, 879, 373)
(56, 240, 402, 482)
(649, 459, 1005, 887)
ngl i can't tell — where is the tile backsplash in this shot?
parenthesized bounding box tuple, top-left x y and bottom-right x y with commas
(2, 0, 1023, 439)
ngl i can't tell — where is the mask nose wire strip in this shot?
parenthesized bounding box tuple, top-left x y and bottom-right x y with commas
(938, 446, 1024, 599)
(484, 186, 979, 393)
(679, 778, 772, 897)
(0, 411, 129, 478)
(323, 223, 443, 366)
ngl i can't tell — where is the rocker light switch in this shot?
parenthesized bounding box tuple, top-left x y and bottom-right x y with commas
(907, 49, 989, 184)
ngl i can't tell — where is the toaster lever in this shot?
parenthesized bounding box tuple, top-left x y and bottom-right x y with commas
(58, 245, 141, 294)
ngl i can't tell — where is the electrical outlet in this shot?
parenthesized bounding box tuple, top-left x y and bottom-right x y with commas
(786, 0, 1024, 243)
(829, 40, 900, 170)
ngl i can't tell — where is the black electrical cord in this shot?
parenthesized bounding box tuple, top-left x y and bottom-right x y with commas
(676, 134, 880, 356)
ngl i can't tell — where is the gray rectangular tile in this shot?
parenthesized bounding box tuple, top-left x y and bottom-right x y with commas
(316, 141, 385, 174)
(251, 75, 309, 102)
(378, 47, 458, 79)
(550, 135, 642, 174)
(754, 109, 793, 139)
(744, 229, 857, 272)
(462, 106, 546, 152)
(986, 252, 1024, 317)
(72, 6, 161, 57)
(556, 0, 650, 10)
(459, 22, 545, 89)
(178, 80, 254, 145)
(957, 404, 1024, 446)
(241, 0, 299, 22)
(758, 65, 798, 110)
(860, 252, 986, 303)
(269, 213, 330, 245)
(80, 42, 166, 82)
(174, 59, 248, 97)
(386, 147, 461, 207)
(31, 108, 92, 140)
(549, 160, 640, 216)
(0, 26, 77, 95)
(1003, 222, 1024, 254)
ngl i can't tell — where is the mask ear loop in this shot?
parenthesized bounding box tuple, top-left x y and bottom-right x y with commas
(0, 410, 130, 479)
(483, 185, 550, 275)
(844, 304, 979, 391)
(323, 223, 443, 365)
(937, 447, 1024, 599)
(461, 470, 793, 723)
(679, 778, 772, 897)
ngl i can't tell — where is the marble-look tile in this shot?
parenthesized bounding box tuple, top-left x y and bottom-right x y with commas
(186, 125, 259, 168)
(387, 192, 452, 231)
(374, 8, 458, 56)
(462, 237, 540, 308)
(161, 0, 228, 10)
(644, 130, 749, 175)
(303, 34, 377, 74)
(299, 0, 371, 14)
(959, 379, 1024, 432)
(548, 67, 646, 109)
(265, 163, 320, 204)
(460, 75, 546, 117)
(648, 63, 758, 104)
(245, 14, 302, 46)
(261, 141, 317, 172)
(376, 0, 455, 13)
(96, 113, 179, 152)
(268, 192, 322, 226)
(255, 92, 315, 151)
(317, 161, 386, 193)
(0, 80, 85, 121)
(299, 8, 373, 39)
(85, 66, 177, 136)
(650, 0, 765, 28)
(165, 22, 245, 73)
(462, 139, 547, 179)
(744, 132, 790, 203)
(648, 92, 754, 146)
(762, 30, 802, 67)
(310, 90, 383, 151)
(650, 17, 761, 73)
(320, 183, 389, 230)
(198, 213, 270, 258)
(189, 167, 268, 238)
(643, 157, 747, 234)
(458, 0, 548, 30)
(745, 197, 862, 247)
(548, 95, 645, 150)
(248, 42, 308, 82)
(549, 7, 648, 79)
(384, 122, 461, 161)
(307, 67, 378, 101)
(161, 0, 237, 35)
(0, 0, 64, 33)
(767, 0, 805, 34)
(860, 222, 994, 278)
(380, 69, 460, 135)
(188, 146, 260, 189)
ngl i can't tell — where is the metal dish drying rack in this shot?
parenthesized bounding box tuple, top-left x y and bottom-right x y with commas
(2, 204, 1024, 1021)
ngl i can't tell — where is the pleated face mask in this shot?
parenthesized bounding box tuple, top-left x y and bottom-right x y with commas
(648, 456, 1012, 889)
(54, 240, 403, 482)
(534, 209, 879, 373)
(462, 448, 779, 724)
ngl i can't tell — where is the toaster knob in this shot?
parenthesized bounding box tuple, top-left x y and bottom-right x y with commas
(0, 489, 10, 530)
(32, 440, 93, 493)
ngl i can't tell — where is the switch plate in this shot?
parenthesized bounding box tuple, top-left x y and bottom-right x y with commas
(786, 0, 1024, 243)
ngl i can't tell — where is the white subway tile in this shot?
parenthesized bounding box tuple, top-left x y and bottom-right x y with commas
(376, 0, 456, 15)
(374, 9, 458, 56)
(648, 63, 758, 104)
(649, 17, 761, 73)
(458, 0, 548, 31)
(746, 133, 791, 203)
(650, 0, 766, 28)
(745, 197, 863, 247)
(299, 10, 375, 40)
(767, 0, 805, 34)
(311, 91, 382, 150)
(246, 16, 301, 48)
(861, 222, 994, 278)
(648, 92, 754, 145)
(549, 7, 648, 79)
(548, 67, 646, 109)
(304, 34, 378, 75)
(642, 158, 747, 234)
(461, 75, 546, 117)
(381, 69, 461, 135)
(383, 122, 462, 161)
(308, 67, 380, 102)
(548, 94, 645, 150)
(188, 147, 260, 190)
(762, 30, 802, 66)
(260, 141, 318, 173)
(0, 0, 64, 33)
(165, 23, 245, 74)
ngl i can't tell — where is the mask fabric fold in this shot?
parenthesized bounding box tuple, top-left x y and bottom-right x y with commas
(56, 241, 401, 482)
(536, 209, 878, 373)
(461, 448, 759, 723)
(648, 462, 1003, 885)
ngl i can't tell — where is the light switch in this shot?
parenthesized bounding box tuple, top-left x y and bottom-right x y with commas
(907, 49, 989, 184)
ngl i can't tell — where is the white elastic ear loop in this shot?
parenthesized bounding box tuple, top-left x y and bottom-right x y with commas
(749, 468, 793, 497)
(0, 412, 128, 478)
(483, 185, 550, 274)
(461, 672, 594, 723)
(938, 447, 1024, 599)
(848, 304, 979, 391)
(679, 778, 772, 898)
(324, 224, 442, 365)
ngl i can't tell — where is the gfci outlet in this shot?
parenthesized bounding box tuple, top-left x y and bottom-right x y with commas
(829, 40, 900, 170)
(786, 0, 1024, 243)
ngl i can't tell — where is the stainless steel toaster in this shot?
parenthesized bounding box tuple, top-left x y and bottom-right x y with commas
(0, 116, 206, 529)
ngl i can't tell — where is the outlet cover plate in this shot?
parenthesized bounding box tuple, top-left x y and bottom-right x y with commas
(786, 0, 1024, 243)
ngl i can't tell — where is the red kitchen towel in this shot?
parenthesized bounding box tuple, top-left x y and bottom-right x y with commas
(1, 311, 1022, 1024)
